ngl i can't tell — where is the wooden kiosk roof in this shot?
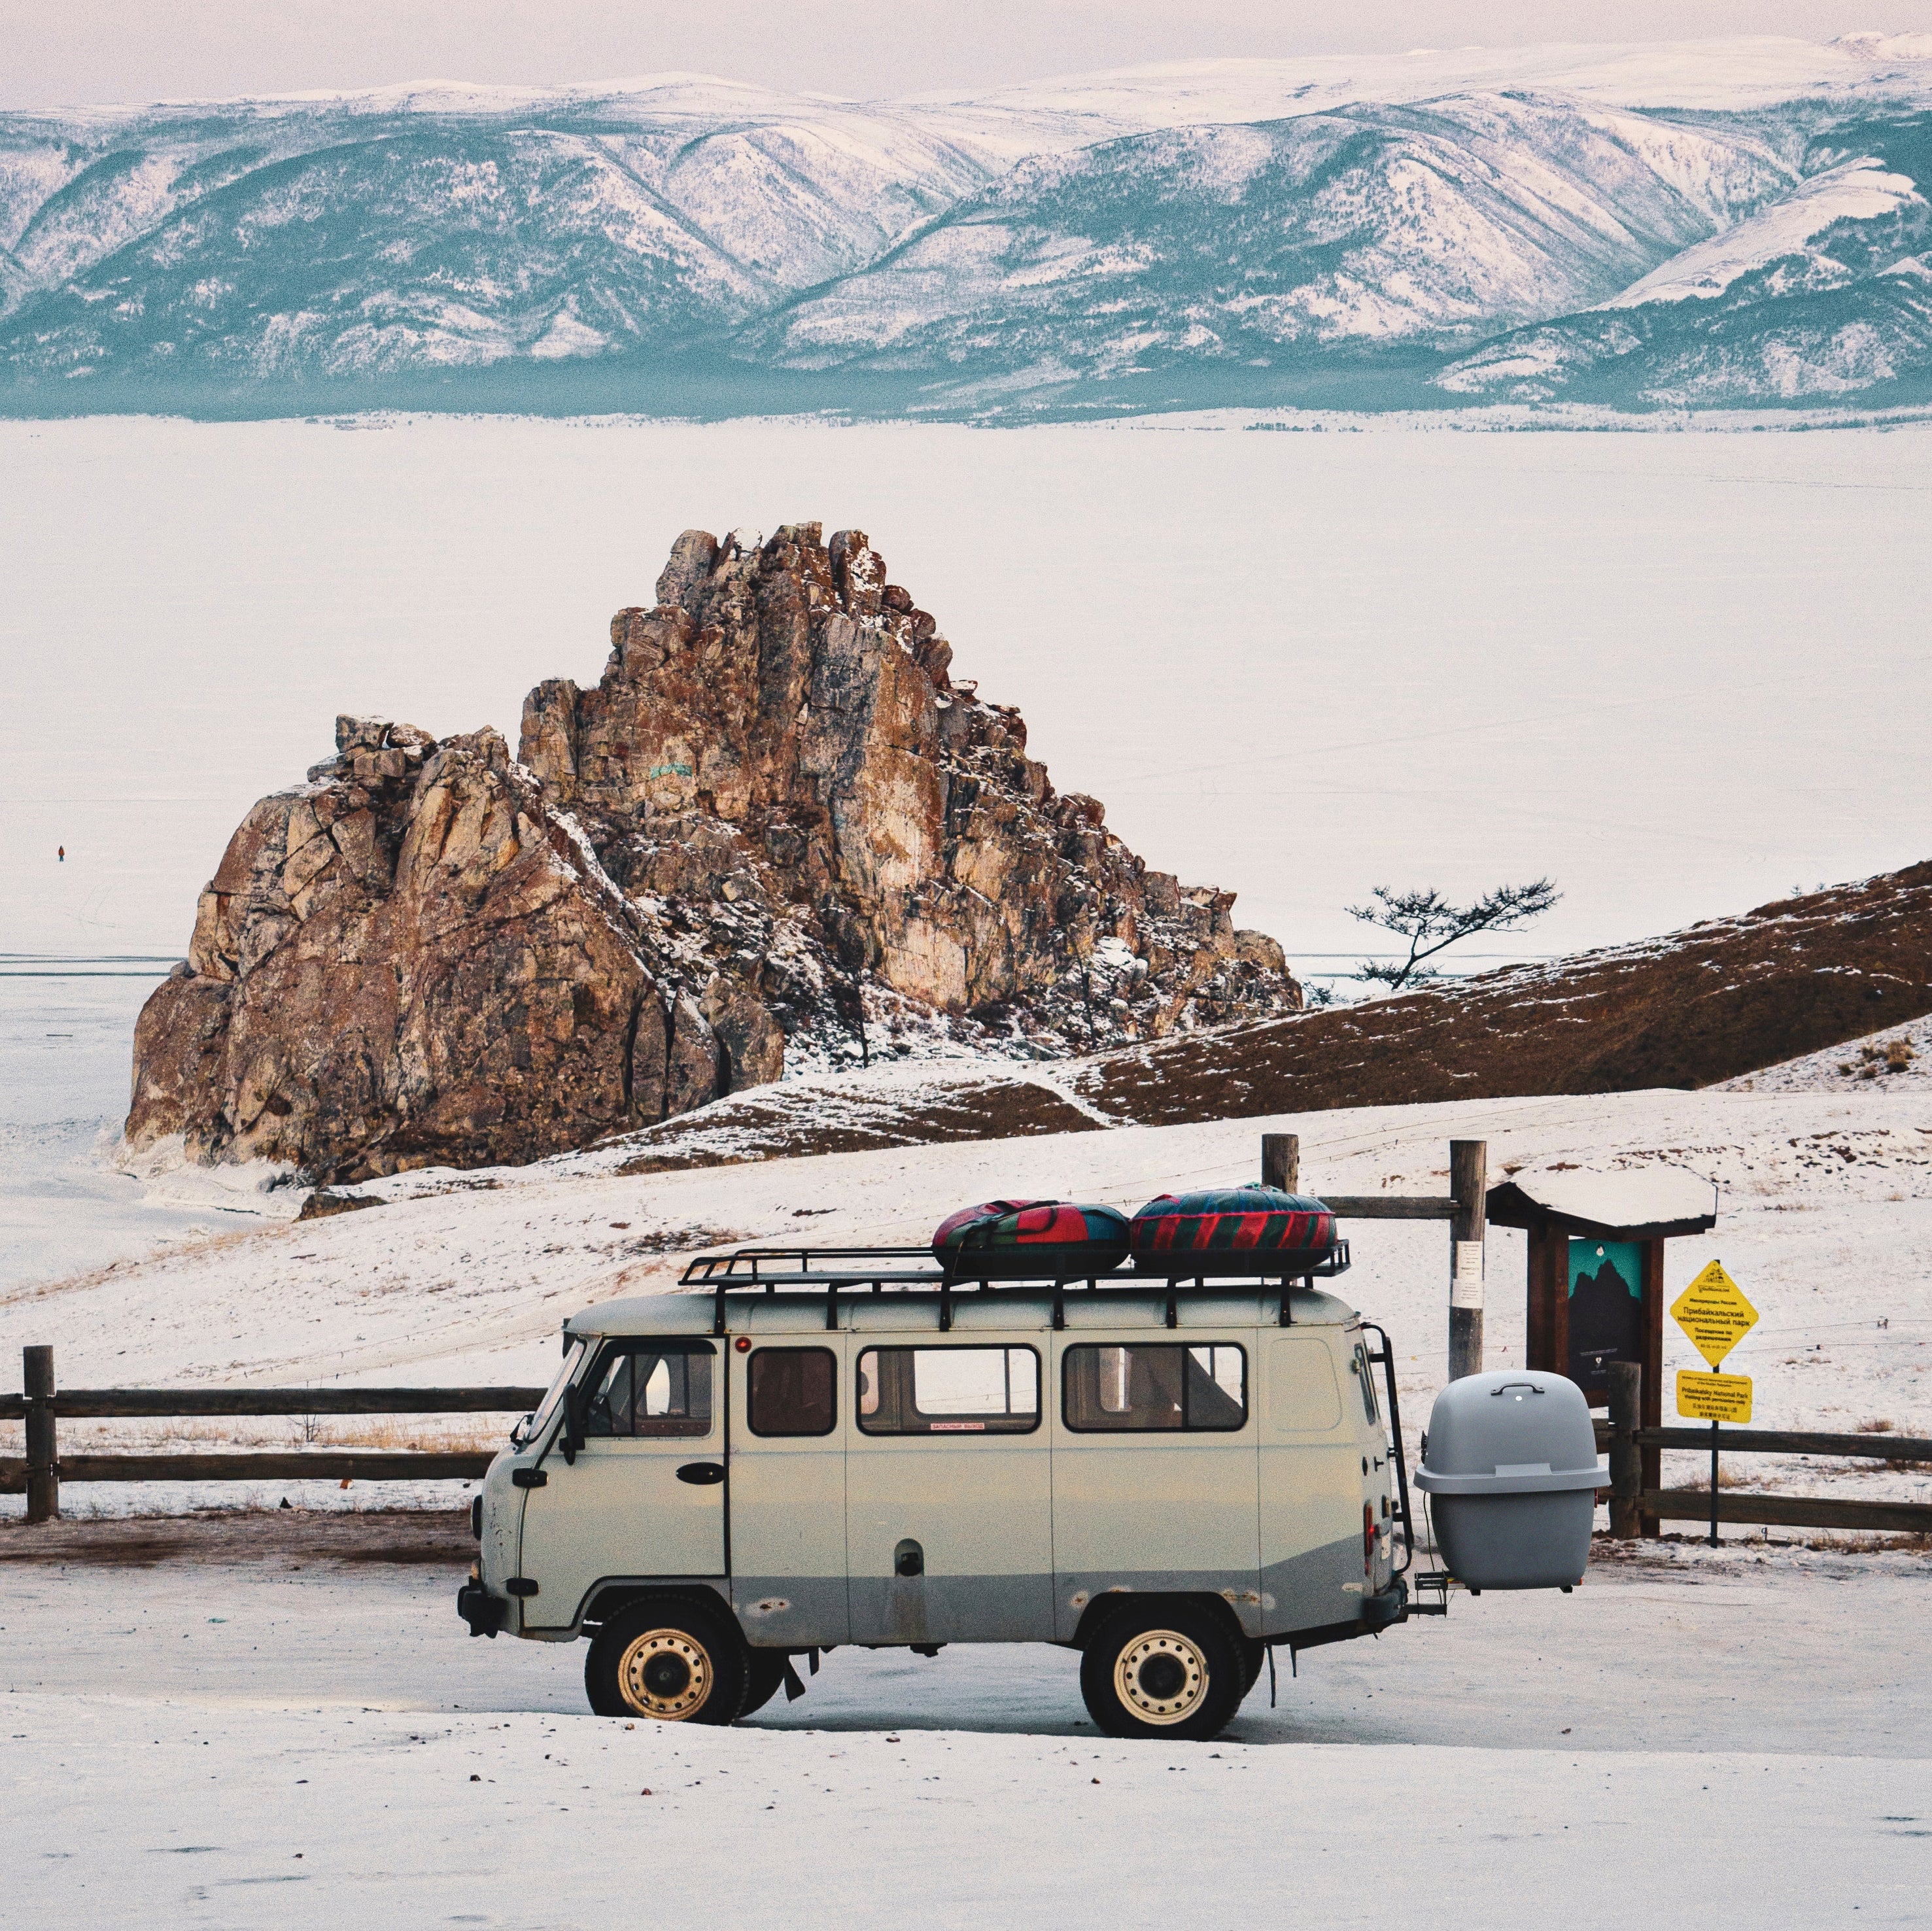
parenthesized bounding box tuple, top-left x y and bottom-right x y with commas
(1485, 1163, 1717, 1241)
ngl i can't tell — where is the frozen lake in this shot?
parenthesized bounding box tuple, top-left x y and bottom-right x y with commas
(3, 413, 1929, 1288)
(0, 967, 304, 1291)
(3, 413, 1929, 972)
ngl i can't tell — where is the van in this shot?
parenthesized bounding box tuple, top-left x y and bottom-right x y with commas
(458, 1244, 1416, 1740)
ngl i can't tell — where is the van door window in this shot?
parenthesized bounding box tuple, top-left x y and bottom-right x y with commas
(583, 1342, 714, 1439)
(855, 1347, 1040, 1435)
(513, 1337, 585, 1447)
(1351, 1340, 1381, 1422)
(1061, 1344, 1247, 1431)
(748, 1348, 837, 1437)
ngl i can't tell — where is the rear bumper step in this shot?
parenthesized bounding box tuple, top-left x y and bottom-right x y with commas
(457, 1582, 506, 1638)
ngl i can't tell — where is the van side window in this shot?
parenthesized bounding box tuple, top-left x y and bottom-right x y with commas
(583, 1342, 714, 1439)
(856, 1347, 1040, 1435)
(748, 1348, 837, 1437)
(1061, 1344, 1247, 1432)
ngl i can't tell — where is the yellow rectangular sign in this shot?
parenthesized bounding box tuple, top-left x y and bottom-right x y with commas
(1677, 1369, 1753, 1424)
(1670, 1260, 1759, 1369)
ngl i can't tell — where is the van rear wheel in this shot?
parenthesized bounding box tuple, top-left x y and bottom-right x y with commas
(1240, 1635, 1266, 1695)
(740, 1650, 792, 1718)
(1080, 1603, 1245, 1741)
(585, 1597, 748, 1725)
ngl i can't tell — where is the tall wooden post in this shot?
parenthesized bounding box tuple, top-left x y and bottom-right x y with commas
(1608, 1361, 1642, 1540)
(1261, 1133, 1300, 1194)
(1640, 1239, 1665, 1539)
(1448, 1140, 1487, 1381)
(1523, 1221, 1566, 1373)
(24, 1344, 57, 1524)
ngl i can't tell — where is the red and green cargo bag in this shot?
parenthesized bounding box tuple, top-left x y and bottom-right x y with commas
(933, 1200, 1131, 1278)
(1130, 1187, 1336, 1275)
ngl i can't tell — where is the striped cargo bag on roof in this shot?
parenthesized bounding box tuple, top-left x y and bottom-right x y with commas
(1129, 1187, 1336, 1274)
(933, 1199, 1131, 1277)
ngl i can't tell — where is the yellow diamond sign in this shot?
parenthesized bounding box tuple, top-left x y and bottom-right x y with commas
(1671, 1261, 1758, 1369)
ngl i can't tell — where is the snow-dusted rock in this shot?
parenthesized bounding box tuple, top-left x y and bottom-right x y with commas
(128, 526, 1300, 1180)
(128, 717, 696, 1181)
(525, 522, 1299, 1049)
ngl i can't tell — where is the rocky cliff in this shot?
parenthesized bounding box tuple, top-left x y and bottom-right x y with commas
(126, 523, 1299, 1179)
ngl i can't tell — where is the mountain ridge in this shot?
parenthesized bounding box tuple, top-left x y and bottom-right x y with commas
(6, 36, 1932, 417)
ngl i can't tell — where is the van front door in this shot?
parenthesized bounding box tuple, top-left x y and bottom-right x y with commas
(846, 1339, 1052, 1644)
(517, 1338, 724, 1632)
(729, 1339, 850, 1649)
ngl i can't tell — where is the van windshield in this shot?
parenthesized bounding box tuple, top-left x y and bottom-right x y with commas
(513, 1338, 587, 1447)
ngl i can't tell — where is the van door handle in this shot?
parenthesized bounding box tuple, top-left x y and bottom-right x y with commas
(676, 1461, 725, 1486)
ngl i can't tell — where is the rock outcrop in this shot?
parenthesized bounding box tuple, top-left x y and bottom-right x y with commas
(128, 524, 1300, 1178)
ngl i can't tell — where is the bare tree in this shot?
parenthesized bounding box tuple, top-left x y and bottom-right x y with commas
(1347, 879, 1561, 993)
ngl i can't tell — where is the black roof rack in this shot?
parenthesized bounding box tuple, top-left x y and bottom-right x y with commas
(678, 1242, 1351, 1337)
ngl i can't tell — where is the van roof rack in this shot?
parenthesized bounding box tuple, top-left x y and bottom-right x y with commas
(678, 1242, 1351, 1335)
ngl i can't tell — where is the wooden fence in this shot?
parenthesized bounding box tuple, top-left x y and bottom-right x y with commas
(1597, 1363, 1932, 1538)
(2, 1346, 543, 1522)
(7, 1348, 1930, 1541)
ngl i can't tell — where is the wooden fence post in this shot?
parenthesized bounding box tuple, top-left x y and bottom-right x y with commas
(1262, 1133, 1300, 1194)
(24, 1344, 57, 1524)
(1608, 1361, 1642, 1539)
(1448, 1140, 1487, 1381)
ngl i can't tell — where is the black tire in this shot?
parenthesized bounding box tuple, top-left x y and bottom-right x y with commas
(1079, 1601, 1247, 1742)
(740, 1650, 792, 1718)
(585, 1596, 748, 1725)
(1239, 1635, 1266, 1696)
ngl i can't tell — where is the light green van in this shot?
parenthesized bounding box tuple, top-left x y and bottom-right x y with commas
(458, 1249, 1412, 1740)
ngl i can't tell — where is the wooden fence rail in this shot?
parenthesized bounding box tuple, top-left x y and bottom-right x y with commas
(0, 1387, 547, 1421)
(1636, 1491, 1932, 1536)
(5, 1346, 545, 1520)
(1600, 1363, 1932, 1540)
(11, 1350, 1931, 1539)
(4, 1452, 500, 1490)
(1593, 1420, 1932, 1463)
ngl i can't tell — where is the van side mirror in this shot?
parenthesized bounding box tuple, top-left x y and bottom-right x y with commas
(561, 1388, 585, 1465)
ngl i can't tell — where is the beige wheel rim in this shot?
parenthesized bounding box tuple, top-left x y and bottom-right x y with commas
(617, 1628, 713, 1720)
(1114, 1628, 1211, 1726)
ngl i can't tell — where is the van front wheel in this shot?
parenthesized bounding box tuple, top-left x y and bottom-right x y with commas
(1080, 1603, 1245, 1741)
(585, 1598, 748, 1725)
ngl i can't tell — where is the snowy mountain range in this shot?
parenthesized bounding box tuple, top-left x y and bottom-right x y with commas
(4, 34, 1931, 417)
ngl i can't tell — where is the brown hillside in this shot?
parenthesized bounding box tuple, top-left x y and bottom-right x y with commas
(600, 861, 1932, 1170)
(1069, 861, 1932, 1125)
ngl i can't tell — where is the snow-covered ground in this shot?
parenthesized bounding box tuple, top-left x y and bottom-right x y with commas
(3, 1541, 1926, 1925)
(1717, 1010, 1932, 1096)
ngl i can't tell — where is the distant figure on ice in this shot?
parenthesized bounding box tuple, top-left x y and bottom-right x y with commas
(58, 846, 64, 862)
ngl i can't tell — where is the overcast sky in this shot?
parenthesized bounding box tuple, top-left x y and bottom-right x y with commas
(3, 0, 1925, 109)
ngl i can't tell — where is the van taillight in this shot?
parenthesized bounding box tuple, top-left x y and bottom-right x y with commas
(1364, 1502, 1375, 1575)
